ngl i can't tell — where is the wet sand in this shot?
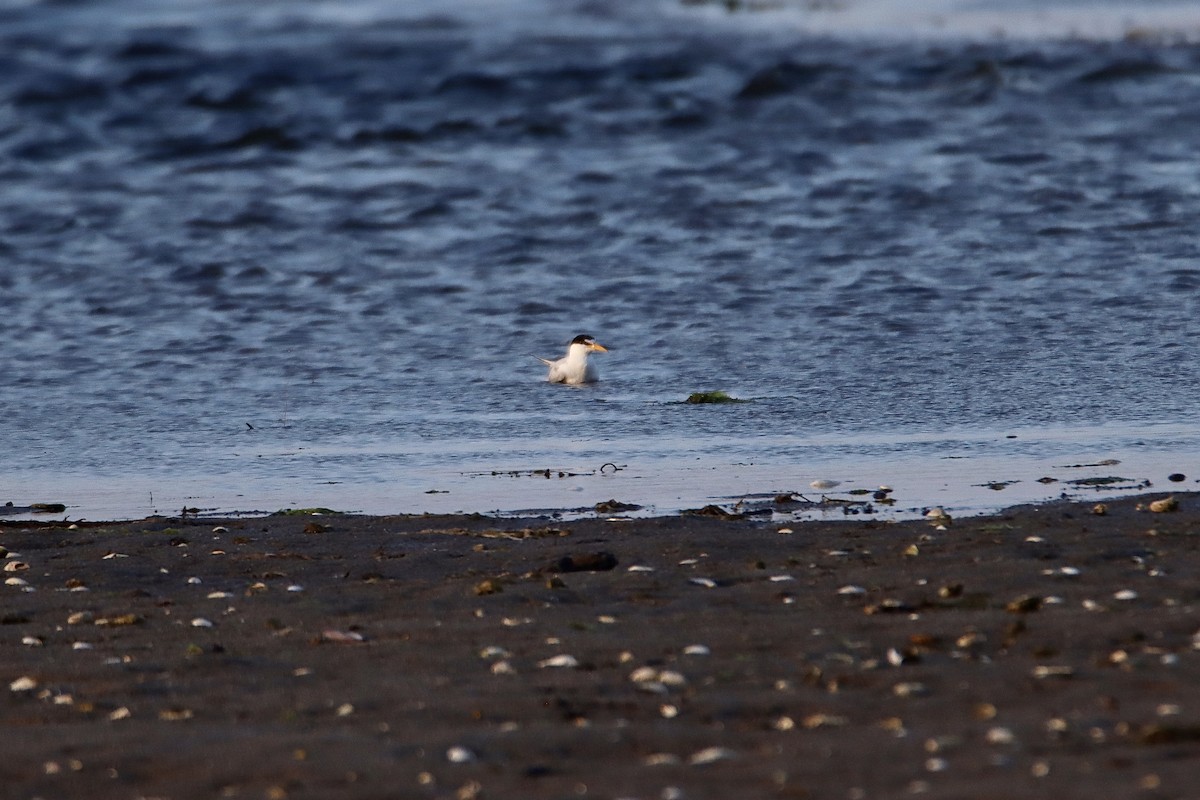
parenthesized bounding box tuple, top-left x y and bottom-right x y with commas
(3, 492, 1200, 800)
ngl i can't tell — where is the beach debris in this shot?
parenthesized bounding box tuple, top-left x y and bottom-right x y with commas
(1092, 503, 1108, 515)
(537, 654, 579, 669)
(490, 660, 516, 675)
(643, 753, 681, 766)
(446, 745, 475, 764)
(319, 629, 366, 644)
(72, 642, 93, 650)
(95, 614, 142, 627)
(1006, 595, 1043, 614)
(10, 676, 37, 692)
(1032, 665, 1074, 679)
(893, 681, 929, 698)
(30, 503, 67, 513)
(22, 636, 43, 647)
(3, 561, 29, 572)
(212, 526, 229, 533)
(594, 499, 641, 513)
(682, 504, 743, 520)
(689, 746, 736, 765)
(776, 527, 793, 534)
(1147, 496, 1179, 513)
(474, 579, 503, 596)
(158, 708, 194, 721)
(689, 577, 718, 588)
(191, 617, 214, 628)
(626, 565, 654, 573)
(1168, 473, 1186, 482)
(1113, 589, 1139, 601)
(630, 667, 688, 693)
(286, 584, 304, 592)
(924, 507, 951, 526)
(684, 391, 745, 404)
(837, 585, 867, 596)
(108, 707, 131, 721)
(810, 479, 840, 490)
(682, 644, 711, 656)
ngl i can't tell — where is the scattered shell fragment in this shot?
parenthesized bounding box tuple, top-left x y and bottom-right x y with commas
(191, 617, 214, 628)
(683, 644, 711, 656)
(206, 591, 233, 599)
(446, 746, 476, 764)
(689, 577, 717, 588)
(810, 479, 840, 490)
(10, 676, 38, 692)
(95, 614, 141, 626)
(773, 716, 796, 731)
(3, 561, 29, 572)
(768, 575, 794, 583)
(689, 746, 736, 765)
(1032, 665, 1074, 679)
(776, 528, 793, 535)
(627, 565, 654, 573)
(479, 646, 511, 660)
(1113, 589, 1139, 601)
(286, 584, 304, 592)
(72, 642, 93, 650)
(837, 585, 867, 596)
(5, 577, 29, 586)
(186, 577, 202, 585)
(212, 526, 229, 533)
(893, 682, 928, 698)
(158, 708, 194, 721)
(67, 611, 94, 625)
(108, 707, 131, 721)
(1092, 503, 1108, 516)
(537, 654, 579, 669)
(336, 703, 354, 717)
(986, 727, 1016, 745)
(320, 629, 365, 643)
(802, 713, 848, 729)
(22, 636, 43, 647)
(644, 753, 681, 766)
(490, 660, 516, 675)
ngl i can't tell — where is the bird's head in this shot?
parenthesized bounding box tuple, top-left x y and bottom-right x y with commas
(571, 334, 608, 353)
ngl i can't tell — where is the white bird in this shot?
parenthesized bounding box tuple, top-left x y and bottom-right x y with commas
(537, 334, 609, 384)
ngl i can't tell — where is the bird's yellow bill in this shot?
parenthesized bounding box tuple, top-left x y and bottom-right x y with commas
(589, 342, 609, 352)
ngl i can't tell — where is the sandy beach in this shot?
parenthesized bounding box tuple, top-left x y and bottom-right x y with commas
(4, 492, 1200, 800)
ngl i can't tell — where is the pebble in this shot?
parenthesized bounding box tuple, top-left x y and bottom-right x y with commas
(627, 565, 654, 573)
(689, 746, 736, 765)
(108, 707, 131, 721)
(986, 727, 1016, 745)
(768, 575, 794, 583)
(490, 661, 516, 675)
(837, 585, 867, 596)
(22, 636, 43, 647)
(893, 682, 928, 698)
(186, 576, 202, 584)
(446, 746, 476, 764)
(643, 753, 681, 766)
(1113, 589, 1139, 601)
(688, 577, 718, 588)
(537, 654, 579, 669)
(72, 642, 93, 650)
(10, 676, 38, 692)
(682, 644, 711, 656)
(286, 584, 304, 592)
(191, 617, 214, 628)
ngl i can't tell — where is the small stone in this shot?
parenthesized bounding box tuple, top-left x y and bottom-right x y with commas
(108, 706, 131, 721)
(1168, 473, 1186, 483)
(1113, 589, 1138, 601)
(1092, 503, 1108, 515)
(191, 617, 214, 628)
(1149, 496, 1179, 513)
(537, 654, 579, 669)
(689, 577, 718, 588)
(683, 644, 711, 656)
(446, 746, 476, 764)
(689, 746, 736, 765)
(10, 676, 38, 692)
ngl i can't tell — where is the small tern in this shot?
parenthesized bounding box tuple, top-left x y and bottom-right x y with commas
(537, 334, 609, 384)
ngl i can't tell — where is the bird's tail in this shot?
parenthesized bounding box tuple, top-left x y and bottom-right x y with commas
(533, 355, 554, 366)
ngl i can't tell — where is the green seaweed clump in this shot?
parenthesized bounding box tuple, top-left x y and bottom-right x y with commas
(685, 391, 745, 404)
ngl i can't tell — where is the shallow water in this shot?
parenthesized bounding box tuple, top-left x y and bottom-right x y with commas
(2, 0, 1198, 519)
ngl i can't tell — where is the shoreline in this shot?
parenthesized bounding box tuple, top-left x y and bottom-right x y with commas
(4, 491, 1200, 799)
